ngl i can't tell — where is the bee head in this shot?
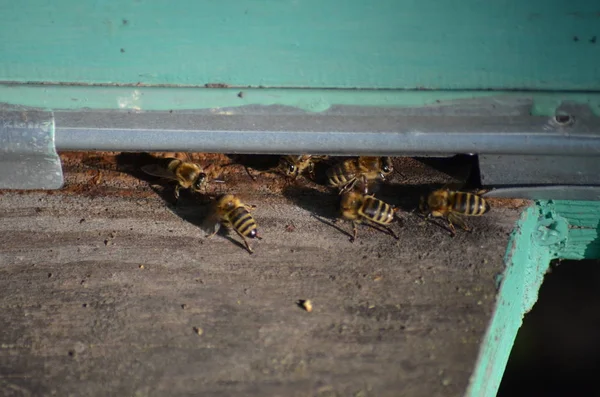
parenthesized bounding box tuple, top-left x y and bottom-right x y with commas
(380, 157, 393, 177)
(192, 173, 207, 191)
(286, 163, 297, 176)
(216, 194, 238, 211)
(278, 158, 298, 177)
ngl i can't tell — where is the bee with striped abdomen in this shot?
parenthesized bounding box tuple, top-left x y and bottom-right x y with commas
(326, 157, 393, 194)
(339, 187, 399, 242)
(277, 155, 328, 180)
(141, 157, 209, 200)
(419, 189, 490, 236)
(205, 194, 261, 253)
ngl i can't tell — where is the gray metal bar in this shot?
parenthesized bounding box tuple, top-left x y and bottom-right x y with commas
(484, 186, 600, 201)
(53, 106, 600, 156)
(0, 110, 63, 189)
(480, 155, 600, 186)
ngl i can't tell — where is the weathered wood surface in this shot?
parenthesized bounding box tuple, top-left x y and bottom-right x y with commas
(0, 155, 521, 397)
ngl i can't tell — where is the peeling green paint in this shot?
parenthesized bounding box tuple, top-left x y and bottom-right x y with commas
(1, 84, 600, 116)
(467, 200, 600, 397)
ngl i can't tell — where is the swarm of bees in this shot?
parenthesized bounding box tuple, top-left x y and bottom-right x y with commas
(141, 153, 491, 253)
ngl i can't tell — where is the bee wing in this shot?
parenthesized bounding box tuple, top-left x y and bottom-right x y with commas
(448, 212, 471, 231)
(200, 207, 222, 235)
(140, 164, 178, 180)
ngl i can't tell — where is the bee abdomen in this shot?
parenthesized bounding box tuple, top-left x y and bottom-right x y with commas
(230, 207, 258, 238)
(326, 165, 347, 186)
(360, 197, 395, 225)
(452, 193, 489, 216)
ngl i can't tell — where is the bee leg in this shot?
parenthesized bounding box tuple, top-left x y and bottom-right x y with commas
(448, 213, 471, 234)
(417, 212, 430, 226)
(243, 166, 258, 181)
(360, 174, 369, 195)
(307, 163, 316, 179)
(233, 230, 254, 254)
(445, 219, 457, 237)
(350, 221, 358, 243)
(383, 225, 399, 240)
(205, 223, 221, 239)
(339, 178, 358, 195)
(364, 220, 399, 240)
(174, 185, 181, 200)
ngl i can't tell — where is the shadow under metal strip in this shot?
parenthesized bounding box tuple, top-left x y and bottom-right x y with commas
(0, 110, 63, 189)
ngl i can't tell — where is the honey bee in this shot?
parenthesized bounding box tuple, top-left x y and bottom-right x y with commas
(419, 189, 490, 236)
(326, 157, 393, 193)
(277, 155, 328, 179)
(205, 194, 261, 253)
(339, 188, 399, 242)
(141, 158, 209, 199)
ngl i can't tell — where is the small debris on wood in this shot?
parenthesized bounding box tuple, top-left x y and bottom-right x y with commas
(181, 304, 187, 310)
(138, 264, 145, 269)
(297, 299, 313, 312)
(373, 275, 383, 281)
(193, 327, 203, 336)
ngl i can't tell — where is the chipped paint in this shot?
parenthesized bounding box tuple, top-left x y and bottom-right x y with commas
(1, 85, 600, 116)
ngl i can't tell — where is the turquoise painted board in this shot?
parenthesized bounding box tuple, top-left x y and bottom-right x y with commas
(1, 0, 599, 90)
(467, 200, 600, 397)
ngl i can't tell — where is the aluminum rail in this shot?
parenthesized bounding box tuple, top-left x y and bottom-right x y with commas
(2, 103, 600, 194)
(53, 108, 600, 156)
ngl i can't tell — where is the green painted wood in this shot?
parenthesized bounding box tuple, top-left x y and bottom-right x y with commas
(2, 84, 600, 114)
(467, 200, 600, 397)
(1, 1, 600, 90)
(466, 206, 552, 397)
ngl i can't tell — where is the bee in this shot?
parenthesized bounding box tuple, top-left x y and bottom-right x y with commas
(326, 157, 393, 193)
(419, 189, 490, 236)
(141, 158, 209, 200)
(277, 155, 328, 179)
(339, 187, 399, 242)
(205, 194, 261, 253)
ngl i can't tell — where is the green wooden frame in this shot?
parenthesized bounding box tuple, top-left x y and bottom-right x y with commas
(2, 0, 599, 90)
(467, 200, 600, 396)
